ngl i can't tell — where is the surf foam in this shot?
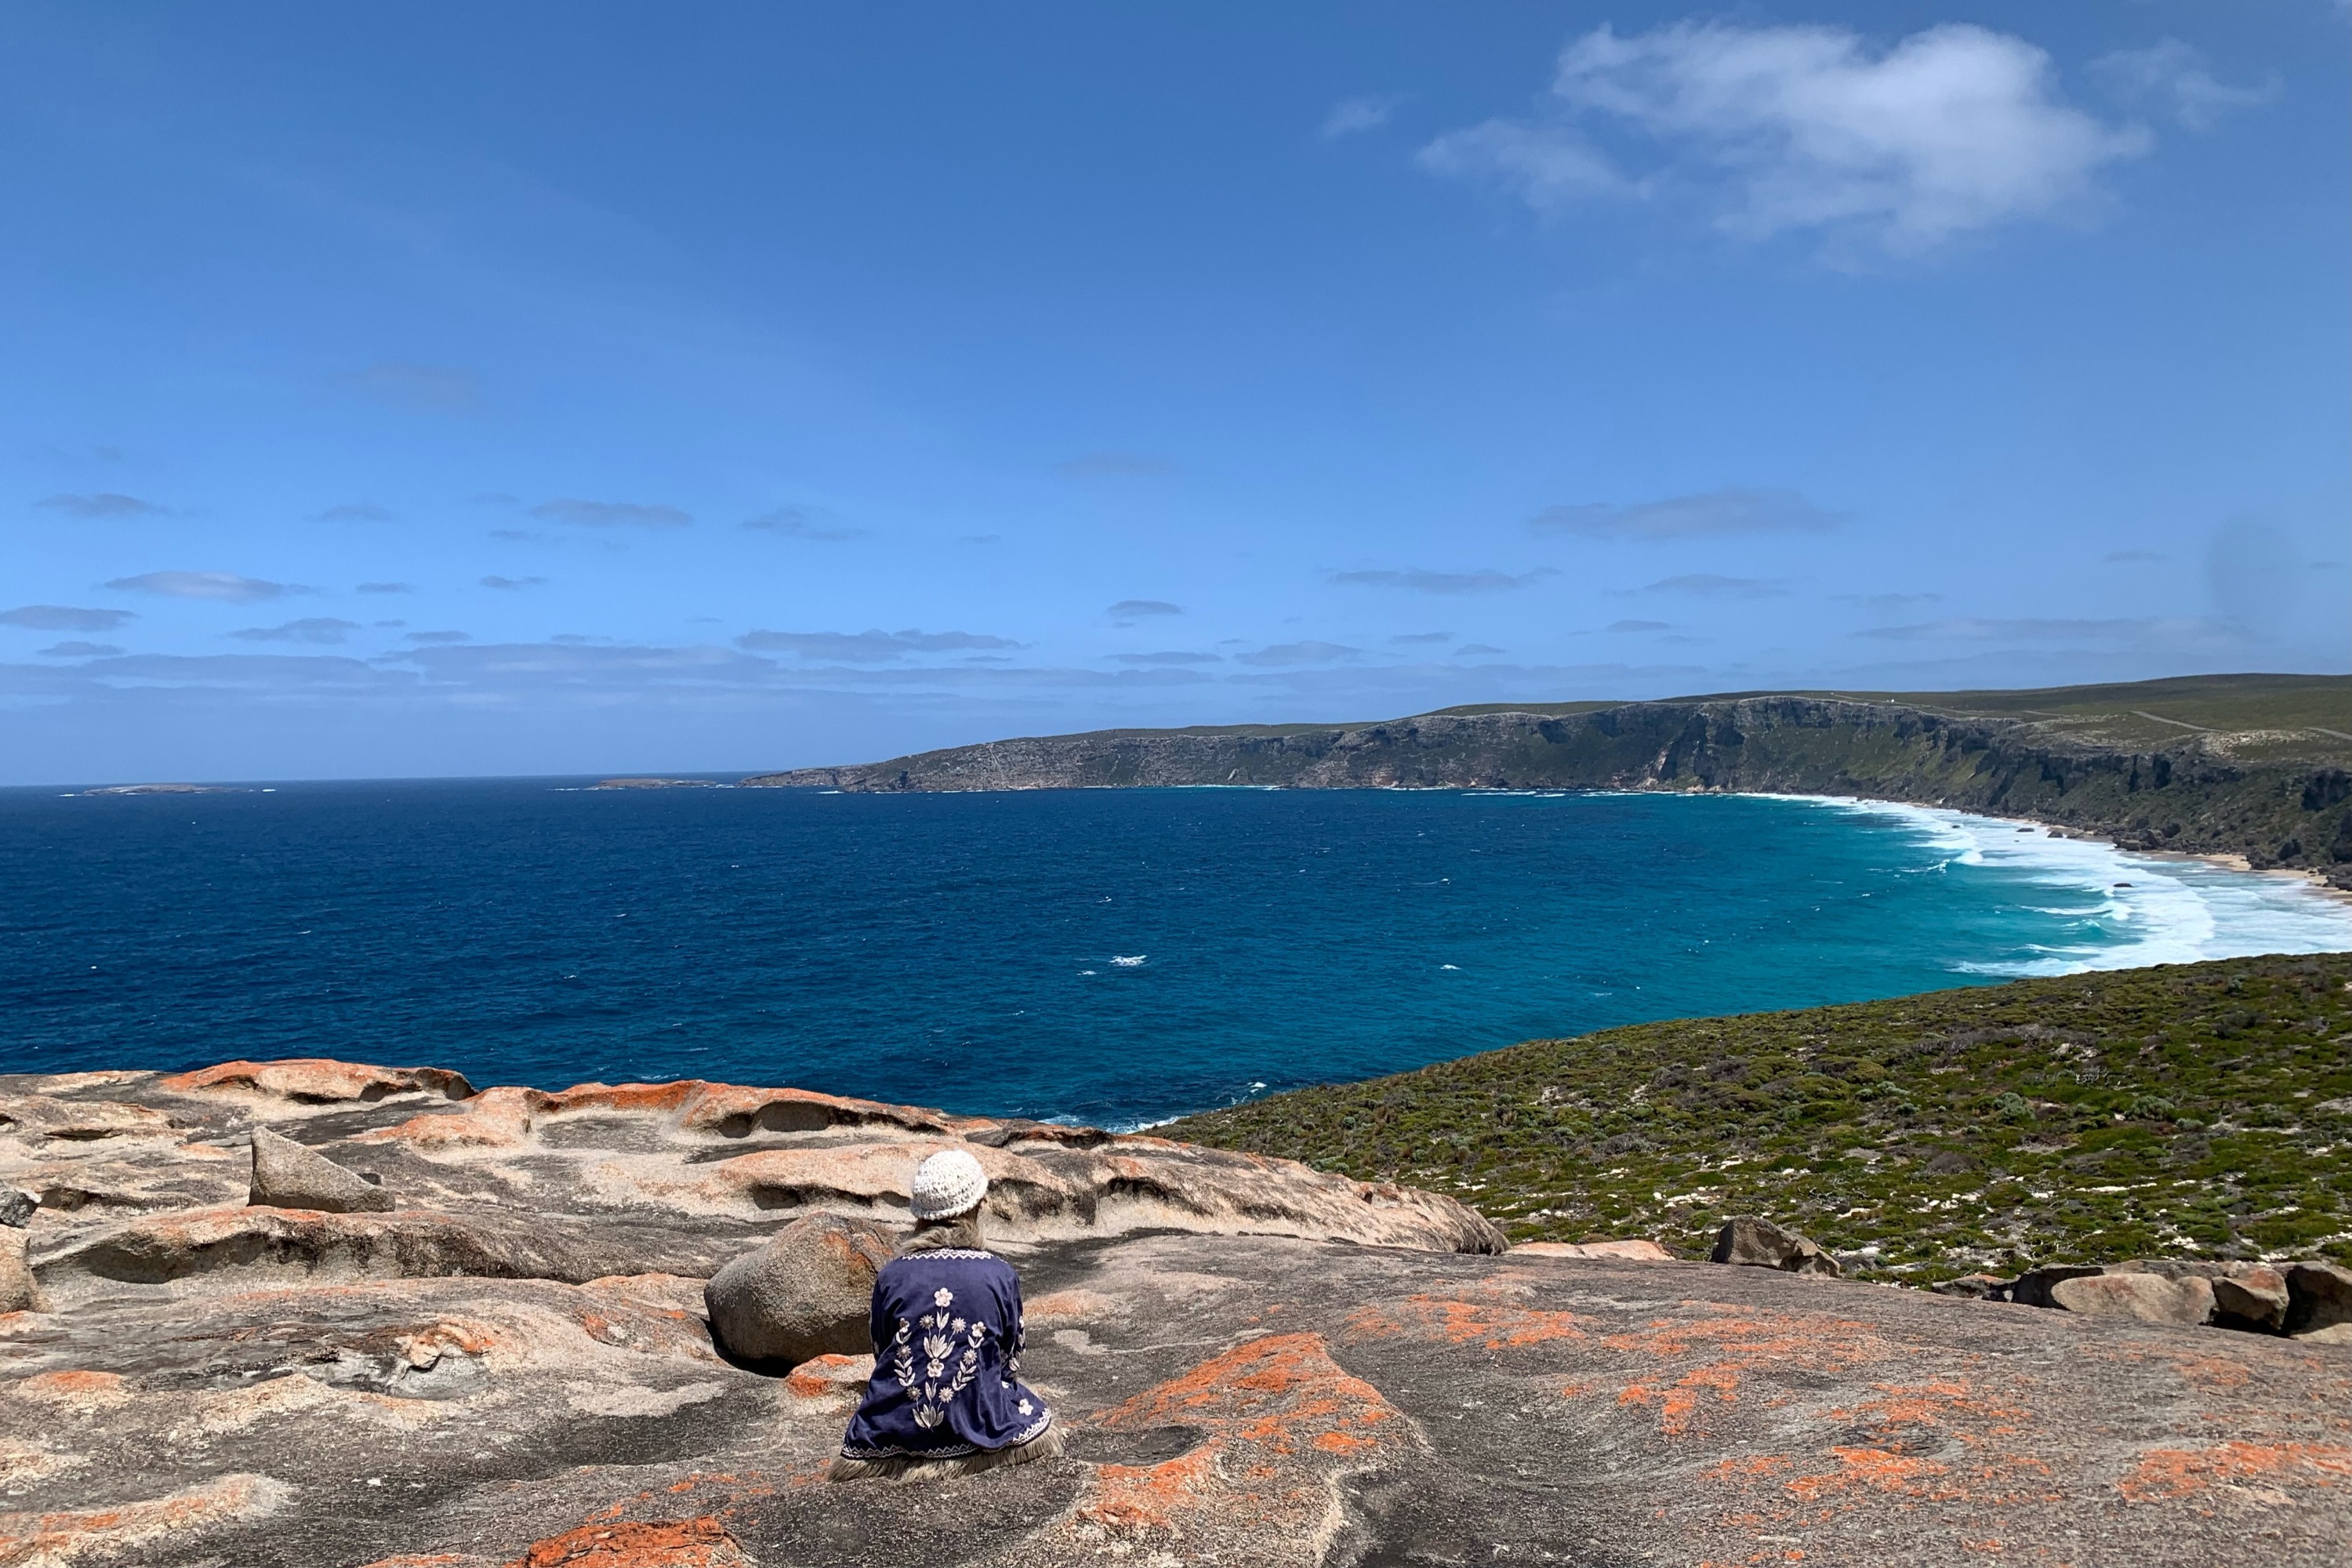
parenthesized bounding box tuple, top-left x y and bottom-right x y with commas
(1796, 796, 2352, 975)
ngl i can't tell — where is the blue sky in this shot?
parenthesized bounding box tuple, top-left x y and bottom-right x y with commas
(2, 2, 2345, 782)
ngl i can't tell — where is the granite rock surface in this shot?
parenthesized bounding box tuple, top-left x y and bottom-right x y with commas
(2, 1059, 2346, 1566)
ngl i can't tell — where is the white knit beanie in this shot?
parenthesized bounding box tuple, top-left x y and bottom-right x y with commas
(908, 1148, 989, 1221)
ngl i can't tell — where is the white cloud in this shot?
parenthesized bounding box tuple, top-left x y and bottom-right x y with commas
(1419, 120, 1629, 204)
(230, 618, 361, 645)
(1321, 94, 1404, 140)
(1329, 567, 1559, 594)
(1532, 488, 1846, 540)
(1636, 574, 1790, 599)
(2, 604, 136, 631)
(107, 571, 294, 602)
(532, 498, 692, 529)
(1424, 21, 2151, 254)
(2092, 39, 2278, 132)
(1237, 641, 1361, 666)
(735, 628, 1025, 662)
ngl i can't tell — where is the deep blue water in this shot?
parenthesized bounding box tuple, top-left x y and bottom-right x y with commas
(3, 782, 2347, 1127)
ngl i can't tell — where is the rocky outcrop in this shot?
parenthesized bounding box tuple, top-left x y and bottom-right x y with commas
(741, 676, 2352, 871)
(1710, 1215, 1841, 1276)
(249, 1126, 394, 1213)
(703, 1216, 895, 1369)
(2, 1227, 2347, 1566)
(3, 1058, 2350, 1563)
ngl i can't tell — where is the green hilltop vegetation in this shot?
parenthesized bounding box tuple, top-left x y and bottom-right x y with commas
(1167, 952, 2352, 1281)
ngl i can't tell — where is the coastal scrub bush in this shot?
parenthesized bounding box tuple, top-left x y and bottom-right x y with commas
(1167, 953, 2352, 1283)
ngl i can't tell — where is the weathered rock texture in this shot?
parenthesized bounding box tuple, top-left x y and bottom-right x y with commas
(1, 1056, 2346, 1565)
(250, 1124, 394, 1213)
(742, 674, 2352, 873)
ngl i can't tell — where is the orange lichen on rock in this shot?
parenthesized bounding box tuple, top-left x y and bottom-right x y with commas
(1610, 1361, 1744, 1436)
(15, 1371, 130, 1411)
(0, 1472, 289, 1563)
(158, 1058, 472, 1106)
(1785, 1446, 1963, 1503)
(2117, 1443, 2352, 1503)
(1344, 1292, 1590, 1350)
(508, 1518, 753, 1568)
(1098, 1332, 1403, 1457)
(1048, 1332, 1418, 1560)
(1076, 1443, 1220, 1541)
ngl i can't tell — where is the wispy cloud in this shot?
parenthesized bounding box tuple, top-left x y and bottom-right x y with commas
(38, 641, 122, 658)
(38, 492, 169, 520)
(1236, 641, 1361, 666)
(1635, 574, 1789, 599)
(743, 504, 864, 541)
(230, 617, 361, 645)
(336, 361, 481, 413)
(2092, 39, 2278, 131)
(1058, 452, 1176, 478)
(1831, 592, 1942, 610)
(1532, 488, 1845, 540)
(735, 628, 1025, 662)
(1321, 93, 1404, 139)
(1854, 616, 2195, 642)
(107, 571, 294, 602)
(1457, 643, 1507, 656)
(312, 502, 394, 523)
(1109, 599, 1183, 622)
(1423, 21, 2150, 254)
(2, 604, 136, 631)
(358, 582, 412, 594)
(406, 630, 470, 644)
(531, 498, 691, 529)
(2103, 549, 2167, 564)
(480, 575, 547, 591)
(1604, 619, 1671, 632)
(1110, 651, 1221, 665)
(1391, 631, 1454, 644)
(1330, 567, 1559, 594)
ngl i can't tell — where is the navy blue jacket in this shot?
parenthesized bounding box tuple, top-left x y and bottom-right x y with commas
(840, 1248, 1054, 1460)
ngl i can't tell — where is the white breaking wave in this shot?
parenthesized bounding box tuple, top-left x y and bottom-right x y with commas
(1110, 954, 1148, 967)
(1791, 796, 2352, 975)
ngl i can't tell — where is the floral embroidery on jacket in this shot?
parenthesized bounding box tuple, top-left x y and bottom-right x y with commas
(891, 1287, 991, 1429)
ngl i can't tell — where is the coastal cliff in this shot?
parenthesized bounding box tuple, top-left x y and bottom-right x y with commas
(744, 673, 2352, 875)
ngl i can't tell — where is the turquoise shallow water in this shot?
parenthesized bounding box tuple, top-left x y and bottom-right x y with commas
(2, 782, 2346, 1127)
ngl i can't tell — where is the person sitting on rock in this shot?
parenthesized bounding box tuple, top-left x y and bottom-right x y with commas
(831, 1148, 1060, 1481)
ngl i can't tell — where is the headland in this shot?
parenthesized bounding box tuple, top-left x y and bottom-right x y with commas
(744, 672, 2352, 883)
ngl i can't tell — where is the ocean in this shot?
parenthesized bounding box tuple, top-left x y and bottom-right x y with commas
(3, 781, 2347, 1128)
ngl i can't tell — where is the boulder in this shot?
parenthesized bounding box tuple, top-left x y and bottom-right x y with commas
(2285, 1261, 2352, 1338)
(1930, 1273, 2012, 1301)
(1708, 1216, 1840, 1276)
(0, 1227, 40, 1312)
(1510, 1239, 1675, 1261)
(2046, 1270, 2216, 1326)
(704, 1214, 896, 1368)
(2009, 1264, 2107, 1309)
(0, 1187, 37, 1228)
(2212, 1266, 2289, 1332)
(249, 1126, 394, 1213)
